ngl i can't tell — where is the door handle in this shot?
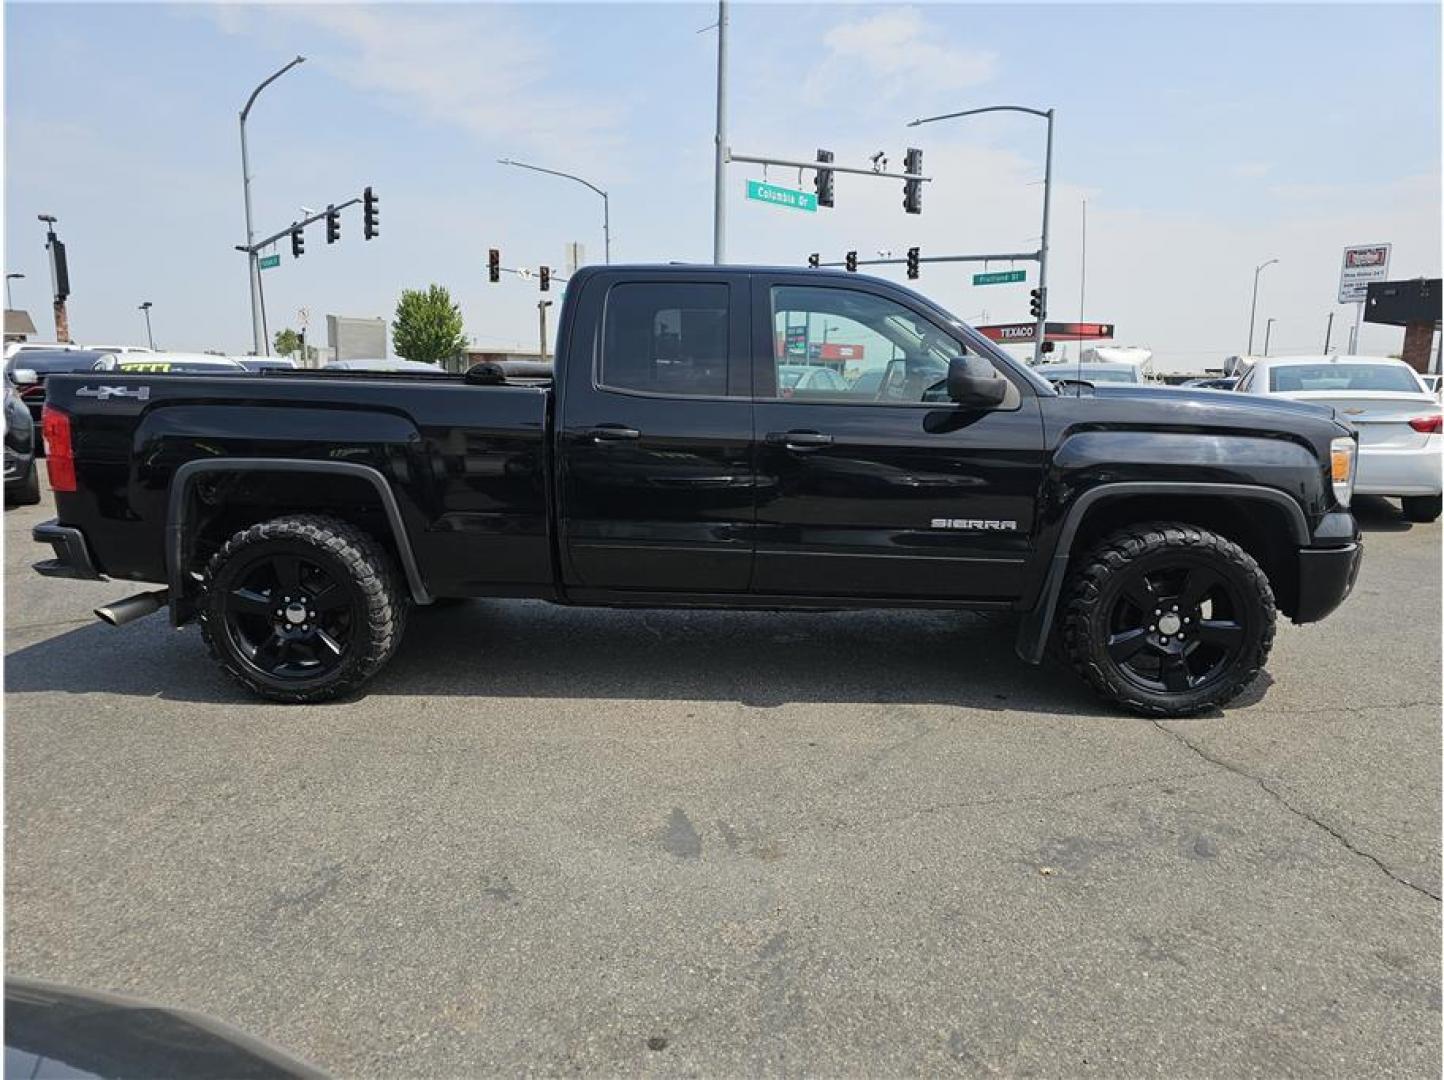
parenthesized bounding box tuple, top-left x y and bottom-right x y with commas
(767, 430, 833, 451)
(589, 425, 640, 443)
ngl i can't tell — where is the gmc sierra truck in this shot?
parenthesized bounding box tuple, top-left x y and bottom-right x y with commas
(33, 266, 1362, 715)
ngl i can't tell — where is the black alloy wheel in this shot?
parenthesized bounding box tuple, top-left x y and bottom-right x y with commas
(222, 551, 357, 682)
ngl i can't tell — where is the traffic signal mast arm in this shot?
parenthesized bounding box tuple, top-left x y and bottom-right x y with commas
(728, 149, 930, 183)
(811, 250, 1040, 270)
(241, 193, 366, 254)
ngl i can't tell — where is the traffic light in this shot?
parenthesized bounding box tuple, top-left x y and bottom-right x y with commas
(325, 205, 340, 245)
(807, 253, 820, 269)
(903, 148, 923, 215)
(845, 250, 858, 273)
(290, 224, 304, 259)
(488, 248, 501, 283)
(814, 149, 835, 209)
(906, 246, 920, 280)
(1029, 287, 1046, 319)
(363, 186, 379, 240)
(539, 266, 551, 292)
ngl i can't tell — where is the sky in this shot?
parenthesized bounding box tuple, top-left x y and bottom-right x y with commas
(3, 2, 1440, 370)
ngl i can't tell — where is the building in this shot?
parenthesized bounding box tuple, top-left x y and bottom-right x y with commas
(4, 309, 38, 344)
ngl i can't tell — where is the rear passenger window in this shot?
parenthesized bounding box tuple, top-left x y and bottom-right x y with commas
(601, 283, 730, 397)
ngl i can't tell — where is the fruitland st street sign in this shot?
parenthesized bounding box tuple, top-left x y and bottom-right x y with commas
(973, 269, 1026, 286)
(746, 180, 817, 213)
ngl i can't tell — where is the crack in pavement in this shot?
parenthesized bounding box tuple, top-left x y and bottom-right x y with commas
(1153, 720, 1441, 903)
(1242, 698, 1442, 719)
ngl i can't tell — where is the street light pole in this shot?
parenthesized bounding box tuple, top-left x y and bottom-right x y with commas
(1247, 257, 1278, 355)
(497, 159, 610, 263)
(1264, 317, 1276, 357)
(5, 273, 22, 309)
(908, 104, 1055, 365)
(139, 302, 155, 350)
(712, 0, 729, 265)
(240, 55, 305, 357)
(1324, 311, 1335, 353)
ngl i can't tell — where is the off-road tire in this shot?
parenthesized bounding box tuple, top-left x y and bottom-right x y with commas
(7, 460, 41, 506)
(199, 514, 406, 703)
(1401, 495, 1442, 523)
(1061, 522, 1275, 717)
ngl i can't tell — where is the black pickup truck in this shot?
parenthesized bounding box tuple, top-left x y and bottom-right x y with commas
(33, 266, 1362, 715)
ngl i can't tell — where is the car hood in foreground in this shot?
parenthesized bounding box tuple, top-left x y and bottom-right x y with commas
(5, 977, 327, 1079)
(1091, 384, 1340, 422)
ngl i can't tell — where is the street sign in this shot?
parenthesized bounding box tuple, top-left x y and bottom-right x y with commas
(258, 254, 280, 270)
(746, 180, 817, 213)
(976, 321, 1115, 344)
(973, 269, 1026, 286)
(1338, 243, 1391, 303)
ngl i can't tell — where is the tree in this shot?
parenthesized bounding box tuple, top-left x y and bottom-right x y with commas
(273, 327, 302, 358)
(392, 284, 467, 365)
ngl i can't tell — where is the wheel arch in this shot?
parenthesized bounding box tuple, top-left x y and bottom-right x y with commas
(167, 459, 432, 624)
(1016, 481, 1307, 663)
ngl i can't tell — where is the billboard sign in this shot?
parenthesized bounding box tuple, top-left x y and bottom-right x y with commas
(976, 322, 1115, 344)
(1338, 243, 1391, 304)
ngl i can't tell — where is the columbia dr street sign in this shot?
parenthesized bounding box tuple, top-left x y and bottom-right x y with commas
(746, 180, 818, 213)
(973, 269, 1026, 286)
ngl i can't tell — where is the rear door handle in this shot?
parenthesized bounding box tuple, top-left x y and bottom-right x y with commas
(589, 425, 640, 443)
(767, 430, 833, 451)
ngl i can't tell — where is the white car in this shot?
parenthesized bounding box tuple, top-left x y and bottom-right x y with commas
(1035, 361, 1146, 386)
(87, 345, 155, 355)
(4, 340, 84, 362)
(1237, 355, 1441, 522)
(92, 352, 249, 374)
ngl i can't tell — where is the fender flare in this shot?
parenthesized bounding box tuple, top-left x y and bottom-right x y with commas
(166, 458, 432, 624)
(1014, 481, 1309, 664)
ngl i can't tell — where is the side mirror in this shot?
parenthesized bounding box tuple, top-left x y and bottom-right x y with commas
(946, 356, 1008, 408)
(10, 368, 37, 386)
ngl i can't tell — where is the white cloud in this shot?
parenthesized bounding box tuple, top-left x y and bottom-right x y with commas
(803, 8, 997, 107)
(204, 4, 624, 172)
(1230, 161, 1273, 178)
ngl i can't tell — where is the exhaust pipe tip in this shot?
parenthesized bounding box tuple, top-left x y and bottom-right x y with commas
(94, 589, 169, 627)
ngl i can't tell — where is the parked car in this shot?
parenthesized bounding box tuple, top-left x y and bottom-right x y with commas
(777, 363, 850, 396)
(5, 348, 109, 424)
(4, 368, 40, 505)
(1236, 355, 1441, 521)
(324, 358, 448, 373)
(1035, 361, 1145, 386)
(92, 353, 249, 374)
(1418, 373, 1442, 397)
(33, 265, 1361, 717)
(237, 357, 301, 372)
(3, 340, 84, 363)
(1182, 376, 1240, 391)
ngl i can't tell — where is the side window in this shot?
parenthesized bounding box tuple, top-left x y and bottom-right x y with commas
(601, 282, 729, 397)
(769, 285, 967, 403)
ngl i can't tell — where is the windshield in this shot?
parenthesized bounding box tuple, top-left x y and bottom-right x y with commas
(6, 351, 106, 375)
(1085, 368, 1139, 384)
(1268, 364, 1421, 392)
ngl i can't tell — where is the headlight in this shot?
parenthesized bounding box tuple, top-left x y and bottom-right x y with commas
(1330, 435, 1356, 508)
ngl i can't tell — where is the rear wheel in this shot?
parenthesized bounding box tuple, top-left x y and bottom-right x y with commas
(199, 515, 406, 702)
(1061, 523, 1275, 717)
(1401, 495, 1441, 523)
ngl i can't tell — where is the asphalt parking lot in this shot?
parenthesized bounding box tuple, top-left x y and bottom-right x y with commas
(5, 482, 1440, 1077)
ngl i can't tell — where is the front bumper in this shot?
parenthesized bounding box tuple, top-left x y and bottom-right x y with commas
(1355, 442, 1442, 497)
(33, 519, 106, 581)
(1293, 511, 1361, 623)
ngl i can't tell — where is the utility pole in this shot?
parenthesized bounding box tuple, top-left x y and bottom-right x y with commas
(538, 300, 553, 361)
(907, 105, 1054, 365)
(38, 214, 71, 343)
(1324, 311, 1335, 352)
(139, 301, 155, 349)
(1247, 257, 1278, 354)
(239, 56, 305, 357)
(712, 0, 728, 264)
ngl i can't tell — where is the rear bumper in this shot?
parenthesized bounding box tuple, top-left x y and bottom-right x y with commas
(1293, 511, 1362, 623)
(1355, 442, 1441, 497)
(32, 519, 106, 581)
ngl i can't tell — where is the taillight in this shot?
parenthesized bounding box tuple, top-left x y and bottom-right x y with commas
(1407, 414, 1442, 434)
(42, 406, 76, 493)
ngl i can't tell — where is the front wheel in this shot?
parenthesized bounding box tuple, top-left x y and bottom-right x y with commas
(1401, 495, 1442, 523)
(1061, 523, 1276, 717)
(199, 514, 406, 702)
